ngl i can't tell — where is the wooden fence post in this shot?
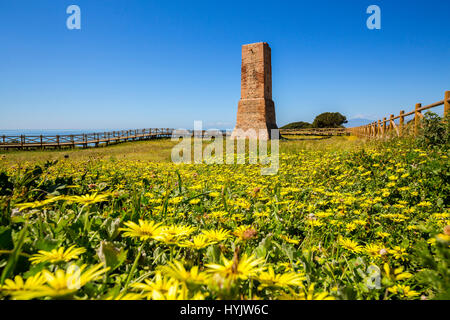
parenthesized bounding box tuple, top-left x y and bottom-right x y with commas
(389, 114, 394, 134)
(382, 117, 386, 137)
(399, 110, 404, 136)
(445, 91, 450, 118)
(415, 103, 421, 136)
(377, 120, 381, 138)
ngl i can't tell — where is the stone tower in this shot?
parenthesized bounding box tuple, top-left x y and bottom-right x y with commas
(231, 42, 278, 139)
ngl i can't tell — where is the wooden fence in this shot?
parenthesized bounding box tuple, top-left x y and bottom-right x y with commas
(349, 90, 450, 138)
(279, 128, 349, 136)
(0, 129, 234, 150)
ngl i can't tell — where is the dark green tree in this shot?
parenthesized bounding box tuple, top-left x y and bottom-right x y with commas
(312, 112, 347, 128)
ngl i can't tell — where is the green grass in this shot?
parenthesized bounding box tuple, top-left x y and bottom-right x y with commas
(0, 139, 177, 165)
(0, 136, 367, 166)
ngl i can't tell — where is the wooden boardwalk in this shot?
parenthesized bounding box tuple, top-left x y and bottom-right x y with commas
(0, 128, 175, 150)
(0, 127, 348, 150)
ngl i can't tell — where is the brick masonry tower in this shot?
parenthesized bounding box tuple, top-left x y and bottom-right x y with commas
(231, 42, 278, 139)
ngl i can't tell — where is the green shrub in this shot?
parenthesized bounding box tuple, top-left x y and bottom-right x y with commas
(416, 112, 450, 149)
(280, 121, 312, 129)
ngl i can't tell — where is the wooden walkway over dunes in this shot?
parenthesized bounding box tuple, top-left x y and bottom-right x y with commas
(0, 127, 349, 150)
(349, 90, 450, 139)
(0, 128, 175, 150)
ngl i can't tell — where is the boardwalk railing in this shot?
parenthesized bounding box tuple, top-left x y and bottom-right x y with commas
(0, 128, 175, 150)
(0, 129, 233, 150)
(349, 90, 450, 138)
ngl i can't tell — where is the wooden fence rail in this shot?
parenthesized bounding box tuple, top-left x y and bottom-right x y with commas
(349, 90, 450, 139)
(0, 128, 176, 150)
(279, 128, 349, 136)
(0, 129, 235, 150)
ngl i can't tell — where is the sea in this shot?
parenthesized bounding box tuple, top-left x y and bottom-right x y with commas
(0, 129, 124, 136)
(0, 128, 232, 137)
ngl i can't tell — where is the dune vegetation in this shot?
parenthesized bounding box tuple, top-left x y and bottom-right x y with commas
(0, 130, 448, 300)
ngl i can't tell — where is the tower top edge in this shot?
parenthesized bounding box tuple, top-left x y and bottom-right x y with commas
(242, 42, 270, 47)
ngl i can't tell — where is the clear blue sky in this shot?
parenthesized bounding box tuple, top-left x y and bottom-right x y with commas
(0, 0, 449, 130)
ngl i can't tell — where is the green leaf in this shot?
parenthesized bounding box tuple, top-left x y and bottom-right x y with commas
(255, 235, 272, 259)
(152, 247, 167, 265)
(23, 263, 46, 278)
(10, 216, 26, 224)
(0, 172, 13, 196)
(0, 226, 13, 250)
(35, 235, 60, 252)
(176, 170, 182, 194)
(97, 241, 127, 272)
(105, 218, 121, 240)
(206, 245, 220, 264)
(0, 222, 28, 285)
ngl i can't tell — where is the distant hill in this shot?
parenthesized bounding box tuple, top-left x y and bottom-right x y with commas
(282, 114, 373, 129)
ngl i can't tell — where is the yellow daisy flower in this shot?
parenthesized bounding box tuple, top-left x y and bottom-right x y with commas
(8, 263, 109, 299)
(201, 228, 231, 242)
(180, 235, 217, 249)
(159, 260, 209, 285)
(119, 219, 163, 241)
(29, 245, 86, 265)
(206, 254, 265, 281)
(1, 273, 46, 293)
(256, 266, 305, 289)
(131, 272, 185, 300)
(338, 237, 363, 253)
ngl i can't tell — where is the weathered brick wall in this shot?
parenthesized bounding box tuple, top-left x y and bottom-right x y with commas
(232, 42, 278, 139)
